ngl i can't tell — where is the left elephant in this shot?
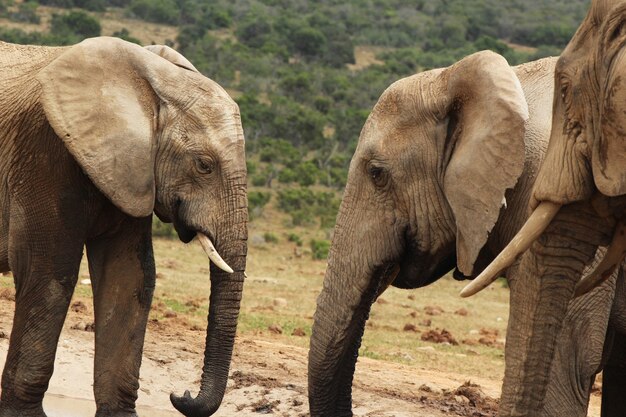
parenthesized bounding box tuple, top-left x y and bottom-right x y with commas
(0, 37, 248, 417)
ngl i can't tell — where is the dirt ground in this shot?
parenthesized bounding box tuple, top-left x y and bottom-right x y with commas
(0, 289, 500, 417)
(0, 228, 604, 417)
(0, 288, 603, 417)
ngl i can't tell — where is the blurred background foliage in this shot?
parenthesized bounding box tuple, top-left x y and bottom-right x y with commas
(0, 0, 589, 255)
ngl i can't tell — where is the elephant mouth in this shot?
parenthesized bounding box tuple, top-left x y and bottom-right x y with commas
(174, 220, 196, 243)
(171, 197, 198, 243)
(391, 251, 457, 289)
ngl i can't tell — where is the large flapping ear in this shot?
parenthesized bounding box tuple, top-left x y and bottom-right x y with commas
(37, 37, 187, 218)
(441, 51, 529, 276)
(144, 44, 199, 73)
(594, 3, 626, 197)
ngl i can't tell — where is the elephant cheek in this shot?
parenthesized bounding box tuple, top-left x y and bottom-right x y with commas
(594, 49, 626, 197)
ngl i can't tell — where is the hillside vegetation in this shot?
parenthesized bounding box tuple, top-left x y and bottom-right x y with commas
(0, 0, 590, 247)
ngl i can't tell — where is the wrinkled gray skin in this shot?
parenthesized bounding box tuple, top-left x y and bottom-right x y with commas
(308, 51, 619, 416)
(0, 37, 247, 417)
(496, 0, 626, 415)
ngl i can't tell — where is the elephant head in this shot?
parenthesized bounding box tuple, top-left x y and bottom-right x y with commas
(462, 1, 626, 414)
(36, 37, 247, 416)
(308, 50, 530, 416)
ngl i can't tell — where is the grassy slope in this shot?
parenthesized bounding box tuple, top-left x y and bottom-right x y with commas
(0, 4, 178, 45)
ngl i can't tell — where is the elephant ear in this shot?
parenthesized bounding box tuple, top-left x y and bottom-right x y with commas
(441, 51, 529, 276)
(37, 37, 185, 218)
(594, 4, 626, 197)
(144, 44, 199, 73)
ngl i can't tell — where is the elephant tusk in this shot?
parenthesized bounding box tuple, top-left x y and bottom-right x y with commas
(460, 201, 561, 298)
(197, 233, 234, 274)
(574, 221, 626, 298)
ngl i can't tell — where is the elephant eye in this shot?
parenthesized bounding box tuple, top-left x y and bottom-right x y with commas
(368, 165, 387, 186)
(196, 158, 215, 175)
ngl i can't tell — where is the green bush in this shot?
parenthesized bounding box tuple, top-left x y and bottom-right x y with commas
(50, 11, 101, 39)
(278, 168, 297, 184)
(39, 0, 107, 11)
(9, 1, 40, 24)
(287, 233, 303, 246)
(277, 187, 340, 228)
(0, 27, 46, 44)
(128, 0, 179, 25)
(251, 174, 268, 187)
(248, 191, 271, 218)
(152, 217, 176, 239)
(237, 17, 274, 49)
(310, 239, 330, 260)
(295, 161, 320, 187)
(112, 28, 141, 44)
(263, 232, 279, 244)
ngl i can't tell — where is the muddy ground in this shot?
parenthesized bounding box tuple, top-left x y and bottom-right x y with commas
(0, 287, 601, 416)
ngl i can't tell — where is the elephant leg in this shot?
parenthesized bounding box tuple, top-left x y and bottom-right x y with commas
(543, 271, 616, 417)
(601, 329, 626, 417)
(86, 216, 155, 417)
(0, 220, 84, 417)
(601, 268, 626, 417)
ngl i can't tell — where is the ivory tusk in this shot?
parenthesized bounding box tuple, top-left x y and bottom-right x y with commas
(197, 233, 234, 274)
(460, 201, 561, 298)
(574, 221, 626, 297)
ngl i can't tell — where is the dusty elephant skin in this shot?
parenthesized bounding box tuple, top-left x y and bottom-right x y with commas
(308, 50, 621, 416)
(463, 1, 626, 416)
(0, 37, 248, 417)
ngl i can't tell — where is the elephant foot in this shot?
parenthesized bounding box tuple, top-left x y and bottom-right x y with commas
(0, 404, 47, 417)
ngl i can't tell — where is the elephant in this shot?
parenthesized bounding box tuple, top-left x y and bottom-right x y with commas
(308, 50, 621, 416)
(0, 37, 247, 417)
(462, 1, 626, 416)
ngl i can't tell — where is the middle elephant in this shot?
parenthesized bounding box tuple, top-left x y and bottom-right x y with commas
(308, 51, 617, 416)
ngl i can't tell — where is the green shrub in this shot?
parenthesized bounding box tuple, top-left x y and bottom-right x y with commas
(295, 161, 320, 187)
(152, 217, 176, 239)
(263, 232, 278, 244)
(291, 210, 315, 226)
(39, 0, 107, 11)
(246, 160, 258, 176)
(277, 187, 340, 228)
(50, 11, 101, 39)
(310, 239, 330, 260)
(278, 168, 297, 184)
(251, 174, 268, 187)
(9, 1, 40, 24)
(112, 28, 141, 44)
(248, 191, 271, 218)
(128, 0, 179, 25)
(0, 27, 45, 44)
(287, 233, 303, 247)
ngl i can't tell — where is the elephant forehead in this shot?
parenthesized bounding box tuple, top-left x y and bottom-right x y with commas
(373, 89, 403, 115)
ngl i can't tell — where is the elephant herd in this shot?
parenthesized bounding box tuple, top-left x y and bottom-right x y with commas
(0, 0, 625, 416)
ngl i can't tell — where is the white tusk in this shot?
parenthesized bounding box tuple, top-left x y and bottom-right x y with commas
(197, 233, 234, 274)
(574, 221, 626, 297)
(460, 201, 561, 298)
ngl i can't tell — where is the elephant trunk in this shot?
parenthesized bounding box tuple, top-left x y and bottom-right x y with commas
(499, 203, 610, 416)
(171, 185, 248, 417)
(308, 253, 383, 416)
